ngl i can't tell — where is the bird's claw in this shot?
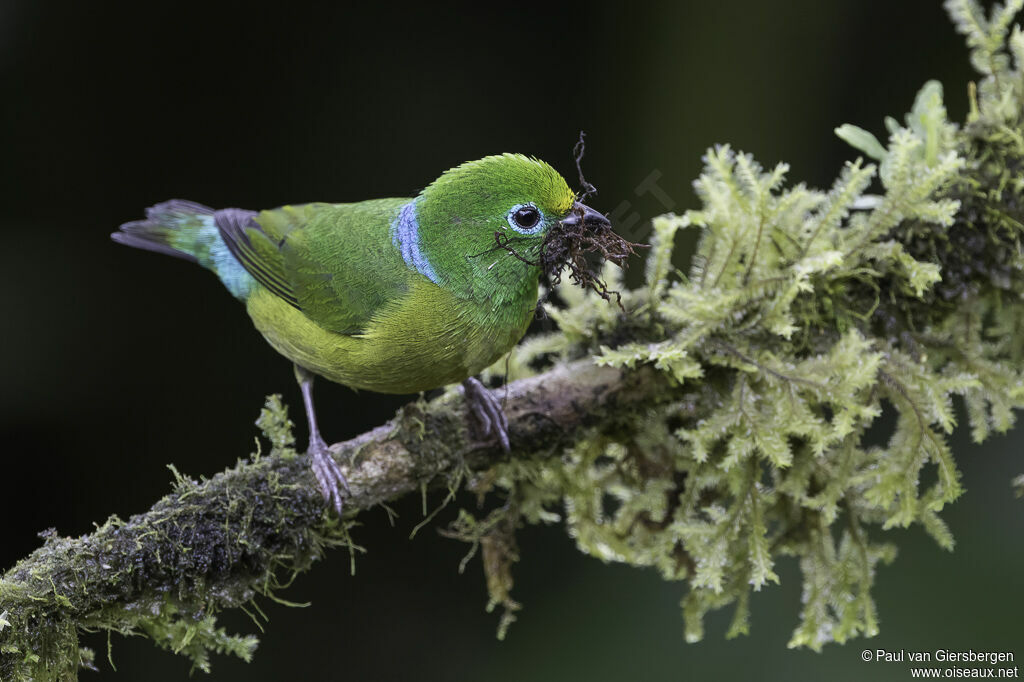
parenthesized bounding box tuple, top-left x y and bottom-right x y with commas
(463, 377, 511, 452)
(309, 435, 349, 515)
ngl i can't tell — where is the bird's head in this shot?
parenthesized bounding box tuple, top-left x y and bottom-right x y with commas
(416, 154, 611, 292)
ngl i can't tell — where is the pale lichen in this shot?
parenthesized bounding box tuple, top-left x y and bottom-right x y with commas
(462, 0, 1024, 650)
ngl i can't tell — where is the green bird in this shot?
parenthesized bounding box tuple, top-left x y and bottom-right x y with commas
(113, 154, 610, 513)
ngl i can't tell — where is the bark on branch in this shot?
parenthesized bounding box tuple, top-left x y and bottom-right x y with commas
(0, 359, 678, 680)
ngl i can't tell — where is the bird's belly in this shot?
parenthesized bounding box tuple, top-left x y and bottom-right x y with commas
(245, 282, 533, 394)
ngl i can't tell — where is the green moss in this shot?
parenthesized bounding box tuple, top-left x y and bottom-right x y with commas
(0, 396, 354, 680)
(464, 0, 1024, 649)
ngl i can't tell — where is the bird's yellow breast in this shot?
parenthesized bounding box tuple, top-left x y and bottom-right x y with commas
(245, 278, 535, 394)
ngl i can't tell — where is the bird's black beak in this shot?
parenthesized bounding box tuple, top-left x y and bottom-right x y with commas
(560, 201, 611, 230)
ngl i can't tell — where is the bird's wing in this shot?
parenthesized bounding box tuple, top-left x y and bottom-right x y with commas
(216, 207, 301, 307)
(217, 200, 413, 335)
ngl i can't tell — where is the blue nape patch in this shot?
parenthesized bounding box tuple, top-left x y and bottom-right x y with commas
(391, 200, 440, 284)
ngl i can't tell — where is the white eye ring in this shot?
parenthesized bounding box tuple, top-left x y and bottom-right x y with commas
(506, 202, 545, 235)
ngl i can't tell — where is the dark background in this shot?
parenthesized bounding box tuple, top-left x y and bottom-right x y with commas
(2, 1, 1022, 680)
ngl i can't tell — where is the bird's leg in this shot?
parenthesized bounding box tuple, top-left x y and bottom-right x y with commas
(462, 376, 510, 452)
(294, 364, 349, 515)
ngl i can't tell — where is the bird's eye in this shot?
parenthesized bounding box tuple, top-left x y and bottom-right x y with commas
(513, 206, 540, 229)
(506, 203, 544, 234)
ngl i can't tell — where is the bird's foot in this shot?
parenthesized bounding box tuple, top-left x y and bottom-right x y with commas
(309, 434, 349, 515)
(462, 376, 510, 452)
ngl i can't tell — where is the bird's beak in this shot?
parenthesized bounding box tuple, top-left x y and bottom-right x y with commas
(560, 201, 611, 230)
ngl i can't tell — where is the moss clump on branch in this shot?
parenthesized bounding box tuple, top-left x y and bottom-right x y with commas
(0, 398, 354, 681)
(464, 0, 1024, 650)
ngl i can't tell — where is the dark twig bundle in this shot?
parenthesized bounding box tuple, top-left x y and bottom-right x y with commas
(536, 207, 643, 305)
(493, 133, 646, 305)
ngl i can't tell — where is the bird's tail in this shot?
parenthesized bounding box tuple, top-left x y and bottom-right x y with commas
(112, 199, 219, 264)
(112, 199, 254, 299)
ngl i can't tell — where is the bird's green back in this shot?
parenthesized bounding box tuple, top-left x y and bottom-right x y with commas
(234, 154, 576, 335)
(250, 199, 413, 334)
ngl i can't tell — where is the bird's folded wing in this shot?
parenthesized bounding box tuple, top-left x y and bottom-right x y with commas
(217, 200, 414, 335)
(215, 207, 301, 307)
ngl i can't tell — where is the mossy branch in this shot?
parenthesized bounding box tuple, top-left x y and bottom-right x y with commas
(0, 361, 683, 681)
(5, 1, 1024, 679)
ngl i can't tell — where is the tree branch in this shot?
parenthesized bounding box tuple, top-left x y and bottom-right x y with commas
(0, 359, 681, 680)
